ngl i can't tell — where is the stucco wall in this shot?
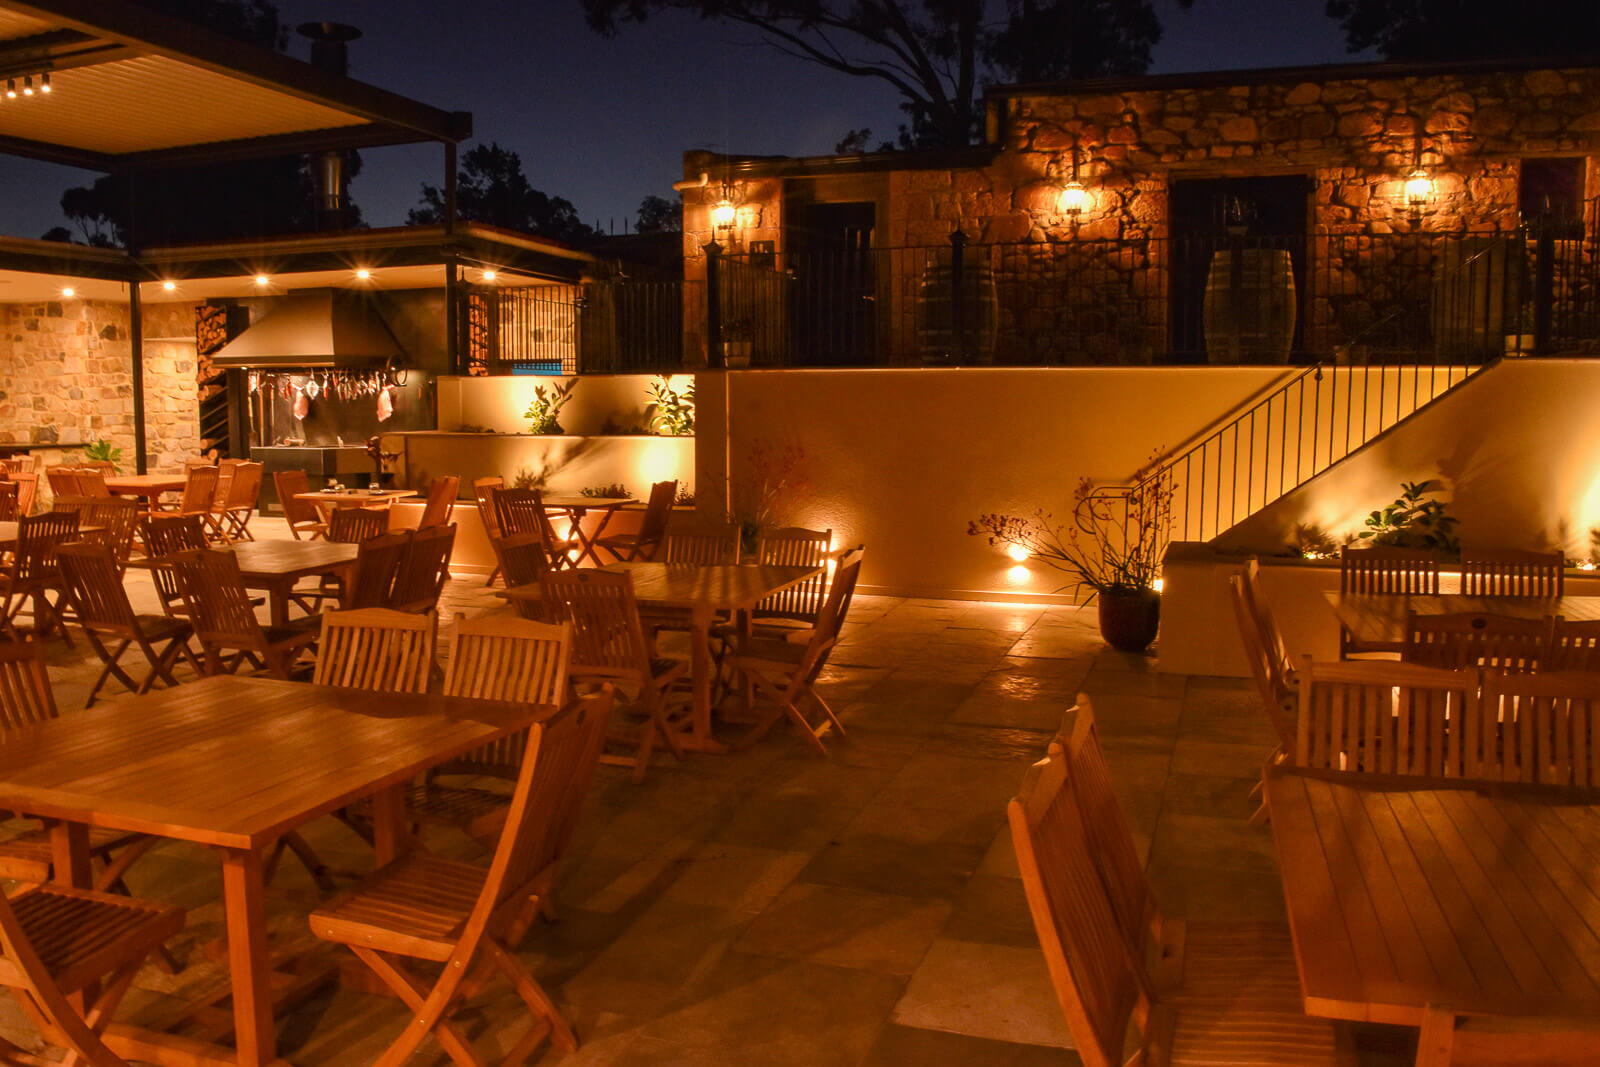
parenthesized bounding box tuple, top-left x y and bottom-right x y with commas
(435, 373, 687, 436)
(697, 365, 1291, 600)
(1215, 357, 1600, 559)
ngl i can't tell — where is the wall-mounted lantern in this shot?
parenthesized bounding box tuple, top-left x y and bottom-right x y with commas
(1056, 142, 1089, 217)
(710, 197, 737, 231)
(1404, 168, 1435, 216)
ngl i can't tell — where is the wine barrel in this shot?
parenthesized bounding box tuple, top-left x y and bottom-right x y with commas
(917, 261, 999, 364)
(1202, 249, 1297, 364)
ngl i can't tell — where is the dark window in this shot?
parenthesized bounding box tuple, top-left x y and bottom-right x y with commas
(1519, 158, 1585, 231)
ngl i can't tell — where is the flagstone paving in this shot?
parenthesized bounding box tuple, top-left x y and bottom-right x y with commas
(1, 520, 1415, 1065)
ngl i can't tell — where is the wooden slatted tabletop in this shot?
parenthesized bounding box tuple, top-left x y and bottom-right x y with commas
(1325, 592, 1600, 649)
(1266, 766, 1600, 1028)
(0, 675, 549, 1067)
(105, 473, 187, 500)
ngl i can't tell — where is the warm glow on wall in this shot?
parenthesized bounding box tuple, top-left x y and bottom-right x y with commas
(1152, 576, 1165, 594)
(1006, 543, 1031, 562)
(1403, 169, 1434, 212)
(161, 280, 176, 291)
(1057, 179, 1088, 217)
(710, 199, 737, 230)
(1007, 564, 1031, 584)
(60, 287, 73, 298)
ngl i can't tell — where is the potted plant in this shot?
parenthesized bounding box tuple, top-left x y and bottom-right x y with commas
(969, 460, 1174, 652)
(1356, 480, 1459, 556)
(722, 319, 753, 368)
(523, 379, 577, 435)
(647, 375, 695, 436)
(83, 438, 123, 473)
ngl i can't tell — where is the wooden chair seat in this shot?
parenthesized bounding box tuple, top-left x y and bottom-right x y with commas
(7, 884, 183, 993)
(1166, 921, 1343, 1066)
(407, 781, 511, 841)
(310, 852, 484, 958)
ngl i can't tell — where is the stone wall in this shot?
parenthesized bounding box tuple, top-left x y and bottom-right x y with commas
(0, 298, 200, 472)
(683, 64, 1600, 366)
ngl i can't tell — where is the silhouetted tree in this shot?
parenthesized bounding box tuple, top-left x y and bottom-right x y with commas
(51, 0, 362, 246)
(1327, 0, 1600, 61)
(583, 0, 1192, 149)
(409, 143, 600, 244)
(633, 195, 681, 233)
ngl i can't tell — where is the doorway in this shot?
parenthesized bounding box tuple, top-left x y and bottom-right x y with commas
(1169, 176, 1311, 362)
(789, 201, 876, 366)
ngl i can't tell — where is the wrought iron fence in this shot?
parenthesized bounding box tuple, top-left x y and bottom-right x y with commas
(709, 210, 1600, 368)
(481, 277, 691, 375)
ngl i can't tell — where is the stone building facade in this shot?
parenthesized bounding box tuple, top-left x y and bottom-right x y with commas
(0, 298, 200, 472)
(681, 59, 1600, 367)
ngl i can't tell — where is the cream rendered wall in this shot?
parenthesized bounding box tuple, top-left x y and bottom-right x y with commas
(700, 366, 1293, 601)
(435, 373, 685, 435)
(1215, 358, 1600, 558)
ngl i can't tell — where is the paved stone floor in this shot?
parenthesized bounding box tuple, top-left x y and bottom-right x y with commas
(2, 520, 1416, 1065)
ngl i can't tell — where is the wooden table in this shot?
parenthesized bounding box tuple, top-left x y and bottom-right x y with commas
(0, 675, 548, 1067)
(506, 561, 820, 752)
(294, 488, 417, 526)
(1325, 592, 1600, 649)
(106, 473, 187, 506)
(1267, 766, 1600, 1029)
(231, 541, 359, 625)
(538, 493, 634, 566)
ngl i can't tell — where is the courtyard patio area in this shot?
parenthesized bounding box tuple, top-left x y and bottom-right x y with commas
(1, 519, 1416, 1067)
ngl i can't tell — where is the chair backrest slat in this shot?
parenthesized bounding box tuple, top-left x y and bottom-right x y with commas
(440, 615, 570, 777)
(72, 468, 111, 498)
(0, 481, 16, 522)
(539, 569, 651, 679)
(9, 474, 36, 517)
(754, 526, 831, 622)
(79, 497, 141, 568)
(13, 512, 79, 582)
(1403, 612, 1551, 673)
(56, 541, 139, 635)
(1339, 545, 1440, 595)
(418, 475, 461, 529)
(661, 522, 740, 565)
(327, 506, 390, 544)
(1547, 618, 1600, 671)
(472, 477, 504, 539)
(498, 532, 551, 590)
(273, 470, 322, 530)
(313, 608, 435, 694)
(171, 549, 267, 649)
(44, 467, 80, 498)
(391, 524, 456, 613)
(1229, 572, 1296, 750)
(1296, 656, 1482, 778)
(345, 530, 413, 610)
(223, 461, 264, 511)
(179, 466, 219, 515)
(141, 514, 208, 612)
(0, 640, 58, 730)
(1479, 671, 1600, 790)
(634, 480, 677, 554)
(1460, 548, 1565, 598)
(1009, 738, 1149, 1067)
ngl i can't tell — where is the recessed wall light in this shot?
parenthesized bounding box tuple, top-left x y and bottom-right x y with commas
(482, 269, 497, 282)
(355, 268, 371, 280)
(161, 280, 176, 291)
(254, 274, 270, 286)
(60, 286, 73, 298)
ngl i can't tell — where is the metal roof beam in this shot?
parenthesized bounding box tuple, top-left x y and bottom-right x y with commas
(0, 128, 111, 169)
(117, 123, 434, 171)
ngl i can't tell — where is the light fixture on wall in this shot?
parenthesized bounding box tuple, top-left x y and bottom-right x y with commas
(1056, 142, 1088, 217)
(254, 274, 270, 286)
(710, 196, 737, 232)
(1402, 117, 1436, 218)
(60, 286, 73, 298)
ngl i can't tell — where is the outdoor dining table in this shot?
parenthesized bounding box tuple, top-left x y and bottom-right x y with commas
(294, 487, 418, 525)
(537, 493, 634, 566)
(0, 674, 551, 1067)
(506, 561, 822, 751)
(106, 472, 188, 507)
(1325, 591, 1600, 649)
(133, 541, 358, 626)
(1265, 765, 1600, 1030)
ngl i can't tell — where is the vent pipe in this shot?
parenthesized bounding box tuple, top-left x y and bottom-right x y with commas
(298, 22, 361, 229)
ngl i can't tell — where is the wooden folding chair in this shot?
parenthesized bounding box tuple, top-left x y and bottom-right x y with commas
(0, 512, 79, 646)
(1402, 611, 1551, 673)
(312, 608, 436, 694)
(411, 615, 571, 842)
(726, 546, 864, 755)
(1295, 656, 1481, 778)
(472, 477, 505, 586)
(71, 467, 111, 498)
(171, 549, 319, 680)
(42, 467, 80, 499)
(0, 480, 18, 522)
(1339, 545, 1440, 656)
(9, 473, 36, 518)
(496, 489, 579, 571)
(661, 522, 741, 565)
(173, 465, 219, 524)
(1545, 617, 1600, 671)
(540, 568, 686, 782)
(55, 541, 198, 707)
(1229, 568, 1296, 753)
(309, 685, 614, 1067)
(499, 532, 552, 593)
(327, 506, 390, 544)
(273, 470, 326, 540)
(140, 513, 224, 618)
(594, 479, 676, 562)
(418, 475, 461, 529)
(390, 524, 456, 613)
(1459, 547, 1565, 598)
(1478, 670, 1600, 790)
(341, 531, 414, 611)
(1009, 717, 1349, 1066)
(749, 526, 833, 639)
(215, 461, 263, 542)
(0, 640, 166, 896)
(79, 497, 142, 573)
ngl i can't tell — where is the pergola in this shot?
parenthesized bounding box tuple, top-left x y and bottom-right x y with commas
(0, 0, 476, 471)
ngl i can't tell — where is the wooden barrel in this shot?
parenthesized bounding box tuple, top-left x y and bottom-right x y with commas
(1202, 249, 1296, 364)
(917, 261, 999, 364)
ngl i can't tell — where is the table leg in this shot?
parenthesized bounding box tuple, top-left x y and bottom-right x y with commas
(371, 785, 408, 866)
(267, 579, 289, 628)
(679, 604, 727, 754)
(575, 505, 620, 566)
(48, 821, 92, 888)
(220, 849, 275, 1067)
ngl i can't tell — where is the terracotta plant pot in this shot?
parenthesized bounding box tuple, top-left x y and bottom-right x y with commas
(1097, 588, 1161, 652)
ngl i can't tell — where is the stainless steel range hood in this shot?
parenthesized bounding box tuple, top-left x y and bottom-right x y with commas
(210, 289, 405, 369)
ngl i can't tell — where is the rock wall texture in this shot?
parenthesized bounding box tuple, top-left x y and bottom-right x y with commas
(0, 299, 199, 471)
(682, 64, 1600, 367)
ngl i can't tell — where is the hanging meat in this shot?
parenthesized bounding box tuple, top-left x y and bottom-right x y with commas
(376, 384, 393, 423)
(293, 386, 309, 421)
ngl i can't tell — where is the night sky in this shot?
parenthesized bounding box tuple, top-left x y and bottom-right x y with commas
(0, 0, 1369, 244)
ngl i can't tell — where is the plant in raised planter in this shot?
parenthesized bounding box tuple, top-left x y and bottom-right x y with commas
(1288, 522, 1338, 560)
(522, 379, 577, 435)
(647, 375, 695, 436)
(1356, 480, 1459, 556)
(83, 438, 122, 473)
(732, 439, 807, 554)
(969, 455, 1174, 652)
(581, 483, 629, 499)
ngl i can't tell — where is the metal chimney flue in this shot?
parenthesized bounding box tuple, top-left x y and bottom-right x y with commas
(298, 22, 362, 228)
